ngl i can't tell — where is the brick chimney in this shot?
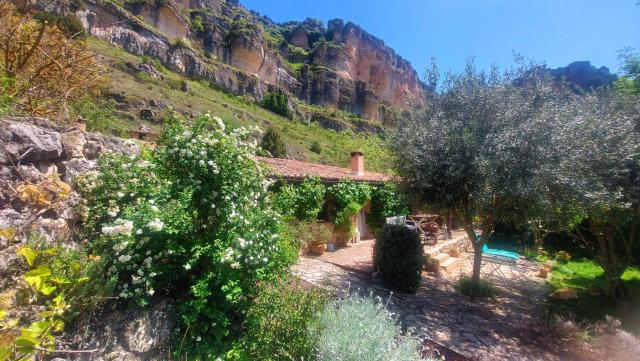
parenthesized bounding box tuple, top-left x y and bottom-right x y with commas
(76, 117, 86, 132)
(350, 151, 364, 176)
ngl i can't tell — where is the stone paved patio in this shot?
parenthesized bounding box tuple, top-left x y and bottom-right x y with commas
(312, 230, 470, 275)
(293, 248, 576, 361)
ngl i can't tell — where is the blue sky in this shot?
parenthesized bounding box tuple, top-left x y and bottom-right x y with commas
(241, 0, 640, 77)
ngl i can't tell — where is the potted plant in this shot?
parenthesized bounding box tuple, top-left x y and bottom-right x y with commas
(309, 240, 327, 255)
(424, 256, 440, 272)
(537, 267, 549, 278)
(448, 246, 461, 258)
(304, 221, 333, 256)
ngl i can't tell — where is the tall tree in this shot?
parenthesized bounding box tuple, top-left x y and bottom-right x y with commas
(616, 48, 640, 95)
(549, 90, 639, 300)
(391, 59, 561, 285)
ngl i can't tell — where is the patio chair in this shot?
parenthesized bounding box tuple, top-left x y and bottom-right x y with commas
(386, 216, 420, 231)
(385, 216, 406, 225)
(474, 237, 530, 281)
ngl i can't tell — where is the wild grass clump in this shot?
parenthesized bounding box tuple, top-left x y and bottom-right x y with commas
(455, 274, 496, 299)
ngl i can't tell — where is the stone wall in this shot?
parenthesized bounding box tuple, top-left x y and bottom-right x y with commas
(0, 117, 177, 361)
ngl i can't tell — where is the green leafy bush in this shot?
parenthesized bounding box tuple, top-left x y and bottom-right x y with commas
(34, 12, 86, 38)
(309, 293, 422, 361)
(0, 245, 111, 359)
(295, 177, 325, 221)
(261, 89, 290, 117)
(373, 225, 423, 293)
(191, 15, 205, 33)
(286, 220, 333, 251)
(367, 183, 410, 235)
(556, 250, 571, 264)
(329, 182, 371, 238)
(260, 126, 287, 158)
(71, 96, 128, 136)
(310, 140, 322, 154)
(455, 274, 496, 299)
(271, 183, 298, 220)
(236, 278, 329, 360)
(81, 114, 295, 357)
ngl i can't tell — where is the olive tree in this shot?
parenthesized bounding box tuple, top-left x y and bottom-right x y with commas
(549, 90, 639, 300)
(391, 59, 561, 285)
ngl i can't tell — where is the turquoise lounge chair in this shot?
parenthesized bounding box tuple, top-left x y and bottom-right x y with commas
(474, 234, 520, 260)
(482, 244, 520, 261)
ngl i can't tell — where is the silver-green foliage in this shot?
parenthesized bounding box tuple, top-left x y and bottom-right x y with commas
(310, 294, 422, 361)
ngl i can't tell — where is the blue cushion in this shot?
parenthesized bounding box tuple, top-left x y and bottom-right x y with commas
(482, 244, 520, 260)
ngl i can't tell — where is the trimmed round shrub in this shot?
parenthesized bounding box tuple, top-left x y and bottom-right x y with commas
(373, 225, 423, 293)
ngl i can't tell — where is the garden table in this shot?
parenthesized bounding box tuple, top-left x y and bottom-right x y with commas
(407, 214, 439, 244)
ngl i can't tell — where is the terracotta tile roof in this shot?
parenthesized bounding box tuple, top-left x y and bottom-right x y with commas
(256, 156, 393, 183)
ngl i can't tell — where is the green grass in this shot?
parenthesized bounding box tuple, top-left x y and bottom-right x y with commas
(547, 258, 640, 334)
(87, 38, 394, 173)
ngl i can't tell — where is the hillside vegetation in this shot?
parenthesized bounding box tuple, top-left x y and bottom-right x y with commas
(82, 38, 394, 173)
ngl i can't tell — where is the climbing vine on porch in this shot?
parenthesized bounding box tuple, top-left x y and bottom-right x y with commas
(328, 182, 372, 237)
(367, 183, 410, 235)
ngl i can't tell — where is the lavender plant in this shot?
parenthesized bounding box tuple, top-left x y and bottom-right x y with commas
(310, 293, 422, 361)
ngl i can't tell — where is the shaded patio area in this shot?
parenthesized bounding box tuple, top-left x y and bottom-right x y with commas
(309, 229, 470, 275)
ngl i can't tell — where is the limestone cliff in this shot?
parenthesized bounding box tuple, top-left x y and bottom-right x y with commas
(41, 0, 424, 124)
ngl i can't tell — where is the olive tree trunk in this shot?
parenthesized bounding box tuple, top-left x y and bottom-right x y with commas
(464, 219, 495, 284)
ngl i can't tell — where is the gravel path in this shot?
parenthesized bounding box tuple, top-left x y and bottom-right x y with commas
(293, 255, 570, 361)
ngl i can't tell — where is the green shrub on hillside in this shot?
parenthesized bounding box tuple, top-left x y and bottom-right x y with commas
(373, 225, 423, 293)
(261, 89, 290, 117)
(309, 293, 422, 361)
(260, 126, 287, 158)
(310, 140, 322, 154)
(191, 15, 205, 33)
(34, 12, 86, 38)
(71, 96, 128, 137)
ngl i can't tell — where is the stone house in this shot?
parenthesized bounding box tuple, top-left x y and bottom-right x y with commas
(257, 152, 393, 242)
(129, 124, 159, 143)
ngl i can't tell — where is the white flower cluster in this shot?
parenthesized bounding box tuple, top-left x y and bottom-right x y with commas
(147, 218, 164, 231)
(102, 219, 134, 236)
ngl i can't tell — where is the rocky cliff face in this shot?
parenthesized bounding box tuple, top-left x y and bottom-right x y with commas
(546, 61, 617, 92)
(68, 0, 423, 123)
(301, 19, 424, 120)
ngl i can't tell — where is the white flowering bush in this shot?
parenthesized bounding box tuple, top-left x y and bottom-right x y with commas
(81, 114, 295, 357)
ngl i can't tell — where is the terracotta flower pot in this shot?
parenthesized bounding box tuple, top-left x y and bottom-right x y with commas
(448, 251, 460, 258)
(538, 268, 548, 278)
(425, 262, 440, 272)
(309, 242, 327, 256)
